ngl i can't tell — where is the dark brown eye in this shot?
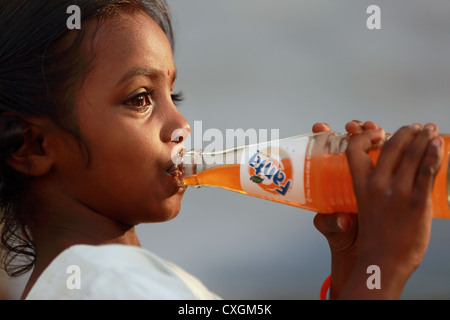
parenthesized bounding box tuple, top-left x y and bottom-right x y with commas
(125, 92, 153, 111)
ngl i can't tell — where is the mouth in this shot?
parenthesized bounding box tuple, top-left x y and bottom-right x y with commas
(167, 163, 186, 188)
(166, 145, 186, 188)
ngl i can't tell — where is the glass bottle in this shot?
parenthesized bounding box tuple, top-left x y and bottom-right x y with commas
(174, 131, 450, 219)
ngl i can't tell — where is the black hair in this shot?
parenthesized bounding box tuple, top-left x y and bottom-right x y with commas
(0, 0, 175, 277)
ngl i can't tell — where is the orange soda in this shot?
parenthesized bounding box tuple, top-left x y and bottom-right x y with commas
(178, 131, 450, 219)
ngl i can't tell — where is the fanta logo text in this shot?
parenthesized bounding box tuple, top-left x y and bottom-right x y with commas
(248, 150, 292, 196)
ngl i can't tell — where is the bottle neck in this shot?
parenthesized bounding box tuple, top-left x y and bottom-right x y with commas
(179, 147, 245, 176)
(173, 146, 245, 188)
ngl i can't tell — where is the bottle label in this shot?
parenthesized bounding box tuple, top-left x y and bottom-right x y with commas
(240, 136, 309, 204)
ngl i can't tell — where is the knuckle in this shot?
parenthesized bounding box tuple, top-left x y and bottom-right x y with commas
(367, 176, 386, 196)
(409, 192, 428, 209)
(419, 163, 438, 178)
(391, 183, 410, 199)
(420, 150, 441, 176)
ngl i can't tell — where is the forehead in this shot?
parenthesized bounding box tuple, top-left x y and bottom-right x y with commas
(84, 10, 174, 81)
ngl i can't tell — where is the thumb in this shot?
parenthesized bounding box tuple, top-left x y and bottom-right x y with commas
(314, 212, 355, 236)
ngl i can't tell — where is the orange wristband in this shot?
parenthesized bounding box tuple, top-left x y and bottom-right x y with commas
(320, 274, 331, 300)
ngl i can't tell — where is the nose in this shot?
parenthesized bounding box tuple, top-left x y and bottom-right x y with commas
(162, 107, 191, 144)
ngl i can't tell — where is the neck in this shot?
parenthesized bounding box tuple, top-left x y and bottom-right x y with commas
(21, 187, 142, 299)
(30, 204, 142, 249)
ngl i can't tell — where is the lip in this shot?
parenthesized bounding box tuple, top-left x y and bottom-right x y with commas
(167, 163, 182, 176)
(166, 163, 186, 188)
(166, 144, 186, 187)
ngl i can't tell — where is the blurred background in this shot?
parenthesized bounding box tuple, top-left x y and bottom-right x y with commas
(4, 0, 450, 299)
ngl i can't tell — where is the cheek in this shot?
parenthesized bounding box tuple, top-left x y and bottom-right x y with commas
(85, 127, 161, 194)
(78, 108, 160, 175)
(73, 142, 167, 224)
(83, 157, 183, 224)
(73, 120, 167, 217)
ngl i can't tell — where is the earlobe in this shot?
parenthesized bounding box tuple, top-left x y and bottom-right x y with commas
(5, 118, 54, 177)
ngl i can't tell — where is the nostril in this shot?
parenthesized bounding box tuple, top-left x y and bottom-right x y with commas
(171, 128, 190, 143)
(172, 135, 183, 143)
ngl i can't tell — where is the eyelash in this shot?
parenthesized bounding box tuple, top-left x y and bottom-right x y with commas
(171, 90, 184, 106)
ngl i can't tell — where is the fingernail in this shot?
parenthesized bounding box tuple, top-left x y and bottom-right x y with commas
(432, 137, 442, 147)
(337, 215, 352, 230)
(425, 123, 436, 131)
(412, 123, 421, 130)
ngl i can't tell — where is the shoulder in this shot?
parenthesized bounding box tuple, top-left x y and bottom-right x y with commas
(25, 244, 220, 300)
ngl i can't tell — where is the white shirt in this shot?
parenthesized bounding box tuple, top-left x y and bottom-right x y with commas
(25, 244, 221, 300)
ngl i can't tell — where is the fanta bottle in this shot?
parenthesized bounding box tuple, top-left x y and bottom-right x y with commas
(174, 131, 450, 219)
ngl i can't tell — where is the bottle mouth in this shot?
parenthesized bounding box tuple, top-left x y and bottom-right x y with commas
(170, 148, 186, 188)
(172, 148, 205, 188)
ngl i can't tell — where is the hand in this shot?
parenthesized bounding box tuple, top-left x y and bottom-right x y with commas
(312, 120, 381, 254)
(340, 123, 443, 299)
(312, 120, 381, 299)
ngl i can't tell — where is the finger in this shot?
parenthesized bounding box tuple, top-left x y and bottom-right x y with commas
(351, 120, 364, 126)
(313, 212, 355, 236)
(346, 128, 385, 192)
(393, 123, 439, 194)
(372, 124, 422, 182)
(345, 120, 380, 134)
(312, 122, 331, 133)
(413, 135, 444, 201)
(345, 120, 364, 135)
(362, 121, 379, 130)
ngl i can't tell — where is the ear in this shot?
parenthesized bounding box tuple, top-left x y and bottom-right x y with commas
(5, 117, 54, 177)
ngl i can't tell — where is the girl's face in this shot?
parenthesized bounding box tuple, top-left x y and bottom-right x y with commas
(57, 11, 189, 225)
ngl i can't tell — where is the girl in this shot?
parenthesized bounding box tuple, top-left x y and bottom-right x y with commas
(0, 0, 443, 299)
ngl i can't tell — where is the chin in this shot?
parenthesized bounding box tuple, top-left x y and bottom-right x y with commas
(144, 192, 185, 223)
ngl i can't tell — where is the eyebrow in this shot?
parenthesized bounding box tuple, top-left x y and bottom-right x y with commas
(117, 66, 177, 86)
